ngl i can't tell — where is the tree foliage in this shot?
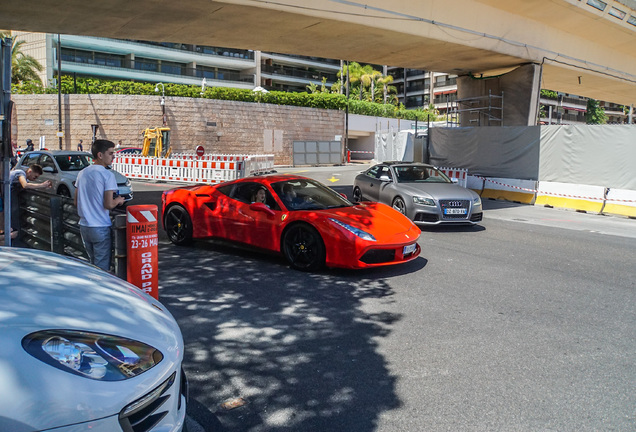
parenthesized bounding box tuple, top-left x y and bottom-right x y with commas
(13, 75, 443, 121)
(585, 98, 608, 124)
(0, 33, 44, 86)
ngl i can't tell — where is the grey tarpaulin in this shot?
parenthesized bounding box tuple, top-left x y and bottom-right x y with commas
(428, 125, 636, 190)
(539, 125, 636, 190)
(428, 126, 541, 180)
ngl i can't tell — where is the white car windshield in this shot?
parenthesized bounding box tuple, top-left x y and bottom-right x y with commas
(393, 166, 451, 184)
(273, 179, 352, 210)
(54, 154, 92, 171)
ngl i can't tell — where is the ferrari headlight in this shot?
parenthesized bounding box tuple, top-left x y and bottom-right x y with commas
(23, 330, 163, 381)
(413, 196, 435, 206)
(329, 218, 376, 242)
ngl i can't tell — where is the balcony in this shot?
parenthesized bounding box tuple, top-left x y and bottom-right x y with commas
(261, 64, 337, 83)
(58, 57, 253, 87)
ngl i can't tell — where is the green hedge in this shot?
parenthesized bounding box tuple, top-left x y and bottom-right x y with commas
(12, 76, 439, 121)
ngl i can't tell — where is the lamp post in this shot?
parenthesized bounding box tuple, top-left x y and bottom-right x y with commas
(155, 83, 166, 125)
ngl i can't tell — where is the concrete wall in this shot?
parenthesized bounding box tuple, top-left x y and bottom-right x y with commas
(11, 94, 344, 165)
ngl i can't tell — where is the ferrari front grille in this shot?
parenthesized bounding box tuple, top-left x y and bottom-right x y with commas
(361, 249, 396, 264)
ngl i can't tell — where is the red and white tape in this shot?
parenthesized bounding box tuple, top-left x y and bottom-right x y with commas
(474, 176, 636, 203)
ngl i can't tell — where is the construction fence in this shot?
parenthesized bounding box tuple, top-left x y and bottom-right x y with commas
(113, 154, 275, 184)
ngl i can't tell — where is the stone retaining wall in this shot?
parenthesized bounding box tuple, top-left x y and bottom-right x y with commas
(12, 94, 345, 165)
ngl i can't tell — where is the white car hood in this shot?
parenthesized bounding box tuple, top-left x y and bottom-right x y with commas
(0, 248, 183, 431)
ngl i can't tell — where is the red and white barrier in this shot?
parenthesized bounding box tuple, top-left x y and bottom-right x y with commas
(112, 154, 274, 184)
(438, 167, 468, 188)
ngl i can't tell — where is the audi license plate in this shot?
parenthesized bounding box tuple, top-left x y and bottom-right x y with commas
(403, 243, 416, 255)
(444, 208, 467, 215)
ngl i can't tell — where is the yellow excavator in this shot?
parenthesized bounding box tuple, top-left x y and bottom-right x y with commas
(141, 127, 172, 158)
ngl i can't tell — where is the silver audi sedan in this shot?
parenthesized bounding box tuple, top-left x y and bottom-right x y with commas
(353, 162, 483, 225)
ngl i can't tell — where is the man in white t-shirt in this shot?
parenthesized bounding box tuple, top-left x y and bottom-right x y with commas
(74, 139, 125, 271)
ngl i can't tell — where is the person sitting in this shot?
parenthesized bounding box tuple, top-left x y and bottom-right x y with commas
(251, 187, 270, 208)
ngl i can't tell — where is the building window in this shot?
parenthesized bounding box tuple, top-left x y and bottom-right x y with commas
(609, 7, 626, 19)
(161, 61, 183, 75)
(135, 58, 158, 72)
(587, 0, 607, 12)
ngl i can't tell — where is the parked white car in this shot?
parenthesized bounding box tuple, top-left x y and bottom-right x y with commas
(15, 150, 133, 201)
(0, 247, 187, 432)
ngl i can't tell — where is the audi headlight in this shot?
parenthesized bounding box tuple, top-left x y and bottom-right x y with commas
(329, 218, 376, 242)
(22, 330, 163, 381)
(413, 196, 435, 206)
(125, 178, 132, 187)
(473, 195, 482, 205)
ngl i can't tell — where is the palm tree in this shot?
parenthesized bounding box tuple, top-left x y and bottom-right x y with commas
(360, 66, 382, 101)
(0, 32, 44, 85)
(376, 74, 395, 104)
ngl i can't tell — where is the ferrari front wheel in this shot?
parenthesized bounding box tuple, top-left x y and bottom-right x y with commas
(392, 197, 407, 215)
(282, 224, 325, 271)
(165, 205, 193, 245)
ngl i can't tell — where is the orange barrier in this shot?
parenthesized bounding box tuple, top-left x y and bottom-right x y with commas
(126, 205, 159, 299)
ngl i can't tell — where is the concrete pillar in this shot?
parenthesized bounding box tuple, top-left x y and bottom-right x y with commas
(456, 63, 541, 126)
(125, 53, 135, 70)
(254, 51, 261, 88)
(187, 61, 196, 77)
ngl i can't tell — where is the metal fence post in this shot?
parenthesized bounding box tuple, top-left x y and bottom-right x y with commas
(49, 196, 64, 254)
(113, 213, 127, 280)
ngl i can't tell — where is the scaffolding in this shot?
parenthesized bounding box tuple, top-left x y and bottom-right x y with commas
(447, 90, 504, 127)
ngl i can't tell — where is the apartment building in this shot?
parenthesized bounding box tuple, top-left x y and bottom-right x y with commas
(11, 32, 341, 94)
(387, 67, 458, 113)
(539, 93, 629, 124)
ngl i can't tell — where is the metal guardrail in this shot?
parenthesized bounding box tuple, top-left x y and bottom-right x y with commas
(16, 190, 127, 279)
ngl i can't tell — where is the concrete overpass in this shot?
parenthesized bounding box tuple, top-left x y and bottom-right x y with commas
(2, 0, 636, 106)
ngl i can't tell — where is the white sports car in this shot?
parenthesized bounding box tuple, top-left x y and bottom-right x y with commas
(0, 247, 187, 432)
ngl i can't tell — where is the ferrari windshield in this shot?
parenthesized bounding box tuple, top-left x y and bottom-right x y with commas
(393, 165, 452, 184)
(273, 179, 352, 211)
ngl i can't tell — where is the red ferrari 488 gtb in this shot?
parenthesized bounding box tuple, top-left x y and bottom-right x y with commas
(162, 175, 421, 271)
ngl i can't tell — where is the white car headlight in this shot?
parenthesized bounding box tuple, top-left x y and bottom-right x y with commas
(473, 195, 482, 205)
(413, 196, 435, 206)
(23, 330, 163, 381)
(329, 218, 376, 242)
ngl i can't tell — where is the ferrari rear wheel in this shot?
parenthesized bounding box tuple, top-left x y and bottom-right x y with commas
(392, 197, 407, 215)
(282, 224, 325, 271)
(352, 186, 362, 202)
(165, 205, 193, 245)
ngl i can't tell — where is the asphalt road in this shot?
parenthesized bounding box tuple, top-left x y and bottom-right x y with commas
(130, 165, 636, 431)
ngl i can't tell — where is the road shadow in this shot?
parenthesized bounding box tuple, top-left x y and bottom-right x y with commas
(157, 239, 413, 431)
(481, 197, 531, 210)
(418, 223, 486, 233)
